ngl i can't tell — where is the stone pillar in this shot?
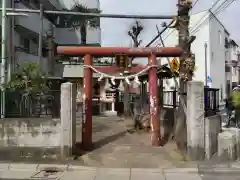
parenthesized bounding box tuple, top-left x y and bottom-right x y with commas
(235, 129, 240, 160)
(204, 115, 221, 160)
(218, 131, 236, 161)
(60, 82, 76, 158)
(221, 128, 240, 160)
(186, 81, 205, 160)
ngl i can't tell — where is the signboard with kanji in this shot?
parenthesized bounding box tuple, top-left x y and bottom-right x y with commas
(170, 57, 179, 72)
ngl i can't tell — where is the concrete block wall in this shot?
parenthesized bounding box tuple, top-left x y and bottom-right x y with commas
(204, 115, 222, 160)
(0, 118, 61, 160)
(0, 82, 77, 161)
(218, 128, 240, 161)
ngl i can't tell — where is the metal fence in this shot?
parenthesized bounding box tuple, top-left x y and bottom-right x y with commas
(204, 87, 219, 117)
(162, 88, 220, 117)
(5, 90, 60, 118)
(162, 90, 178, 108)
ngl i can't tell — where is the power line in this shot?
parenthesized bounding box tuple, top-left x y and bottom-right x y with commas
(162, 0, 221, 41)
(191, 0, 201, 11)
(189, 0, 221, 31)
(161, 0, 233, 42)
(190, 0, 230, 35)
(191, 0, 235, 35)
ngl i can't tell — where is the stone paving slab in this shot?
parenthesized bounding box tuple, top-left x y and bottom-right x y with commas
(130, 170, 165, 180)
(0, 162, 239, 179)
(164, 172, 202, 180)
(0, 170, 36, 180)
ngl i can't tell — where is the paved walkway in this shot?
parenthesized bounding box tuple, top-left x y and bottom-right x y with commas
(0, 162, 240, 179)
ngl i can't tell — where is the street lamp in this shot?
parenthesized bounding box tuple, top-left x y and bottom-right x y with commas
(1, 0, 29, 118)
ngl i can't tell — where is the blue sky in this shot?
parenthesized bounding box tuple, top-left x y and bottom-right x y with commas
(100, 0, 240, 46)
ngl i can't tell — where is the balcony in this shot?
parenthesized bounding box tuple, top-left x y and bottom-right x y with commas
(14, 3, 53, 35)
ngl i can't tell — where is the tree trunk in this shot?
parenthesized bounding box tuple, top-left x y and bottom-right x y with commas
(124, 38, 139, 119)
(124, 84, 130, 118)
(80, 23, 87, 45)
(174, 1, 192, 153)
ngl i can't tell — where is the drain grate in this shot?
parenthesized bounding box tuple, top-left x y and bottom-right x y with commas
(31, 168, 64, 180)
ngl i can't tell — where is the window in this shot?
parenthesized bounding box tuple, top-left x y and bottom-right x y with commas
(225, 37, 229, 48)
(218, 31, 222, 44)
(220, 85, 223, 100)
(20, 36, 30, 52)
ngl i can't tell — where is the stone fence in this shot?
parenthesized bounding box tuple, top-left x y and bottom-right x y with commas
(0, 81, 237, 162)
(204, 114, 221, 160)
(0, 82, 76, 161)
(0, 118, 61, 160)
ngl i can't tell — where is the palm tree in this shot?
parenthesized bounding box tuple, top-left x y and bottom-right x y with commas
(61, 2, 101, 45)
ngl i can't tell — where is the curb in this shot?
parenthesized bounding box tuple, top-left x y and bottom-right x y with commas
(0, 163, 240, 173)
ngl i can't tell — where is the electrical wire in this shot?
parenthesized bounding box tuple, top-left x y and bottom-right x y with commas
(190, 0, 235, 35)
(191, 0, 201, 11)
(161, 0, 229, 42)
(189, 0, 222, 33)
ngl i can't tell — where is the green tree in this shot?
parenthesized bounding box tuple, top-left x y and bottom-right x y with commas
(6, 62, 48, 96)
(63, 2, 101, 45)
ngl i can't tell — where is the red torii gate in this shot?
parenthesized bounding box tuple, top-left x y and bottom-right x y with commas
(57, 46, 183, 149)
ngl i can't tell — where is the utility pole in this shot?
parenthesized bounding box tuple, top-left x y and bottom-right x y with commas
(1, 0, 7, 118)
(175, 0, 194, 152)
(204, 43, 208, 86)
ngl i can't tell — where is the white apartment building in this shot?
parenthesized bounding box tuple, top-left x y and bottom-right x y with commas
(162, 10, 239, 104)
(225, 39, 240, 95)
(0, 0, 101, 78)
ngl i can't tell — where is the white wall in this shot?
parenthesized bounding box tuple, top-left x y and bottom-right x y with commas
(209, 12, 226, 101)
(161, 10, 227, 103)
(190, 11, 210, 85)
(161, 11, 211, 90)
(55, 27, 101, 45)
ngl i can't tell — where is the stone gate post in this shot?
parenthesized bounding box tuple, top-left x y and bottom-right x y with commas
(60, 82, 76, 158)
(187, 81, 205, 160)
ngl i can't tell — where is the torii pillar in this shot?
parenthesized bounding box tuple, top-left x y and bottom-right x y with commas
(57, 46, 183, 149)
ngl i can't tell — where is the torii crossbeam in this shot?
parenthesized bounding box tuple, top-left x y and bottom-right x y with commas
(57, 46, 183, 149)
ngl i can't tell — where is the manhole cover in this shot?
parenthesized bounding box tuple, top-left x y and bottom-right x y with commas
(31, 168, 64, 180)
